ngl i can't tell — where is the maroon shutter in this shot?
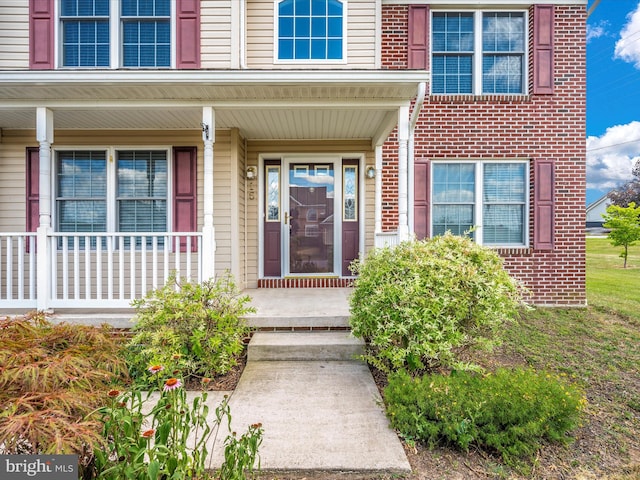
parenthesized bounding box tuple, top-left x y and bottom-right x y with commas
(29, 0, 54, 69)
(173, 147, 197, 252)
(534, 159, 554, 250)
(176, 0, 201, 69)
(533, 5, 554, 94)
(408, 5, 429, 69)
(414, 159, 430, 240)
(26, 148, 40, 252)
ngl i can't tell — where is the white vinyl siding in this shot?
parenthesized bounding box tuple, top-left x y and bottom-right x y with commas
(0, 2, 29, 70)
(200, 0, 233, 69)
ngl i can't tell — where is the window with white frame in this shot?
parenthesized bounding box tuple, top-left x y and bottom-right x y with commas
(432, 161, 528, 246)
(60, 0, 171, 68)
(431, 11, 526, 94)
(56, 149, 168, 245)
(277, 0, 344, 61)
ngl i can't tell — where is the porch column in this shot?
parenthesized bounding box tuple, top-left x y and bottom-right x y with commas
(202, 106, 216, 280)
(36, 107, 53, 311)
(397, 104, 410, 241)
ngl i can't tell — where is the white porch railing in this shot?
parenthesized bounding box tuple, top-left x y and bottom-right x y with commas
(0, 233, 37, 309)
(0, 232, 203, 311)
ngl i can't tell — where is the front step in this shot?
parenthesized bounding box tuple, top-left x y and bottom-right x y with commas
(248, 331, 365, 362)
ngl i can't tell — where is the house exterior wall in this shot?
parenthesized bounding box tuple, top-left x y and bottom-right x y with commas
(245, 0, 377, 69)
(0, 2, 28, 70)
(201, 0, 234, 69)
(380, 4, 587, 305)
(0, 129, 237, 276)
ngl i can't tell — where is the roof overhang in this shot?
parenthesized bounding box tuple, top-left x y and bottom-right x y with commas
(0, 70, 428, 146)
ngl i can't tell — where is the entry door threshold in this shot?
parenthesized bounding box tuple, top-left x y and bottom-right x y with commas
(258, 277, 354, 288)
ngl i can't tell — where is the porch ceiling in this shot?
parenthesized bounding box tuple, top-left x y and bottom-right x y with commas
(0, 70, 427, 142)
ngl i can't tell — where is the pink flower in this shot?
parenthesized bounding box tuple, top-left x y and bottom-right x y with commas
(163, 378, 182, 392)
(148, 365, 164, 374)
(141, 429, 155, 438)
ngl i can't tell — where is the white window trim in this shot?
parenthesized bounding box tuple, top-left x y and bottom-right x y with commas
(430, 9, 529, 96)
(430, 159, 530, 248)
(55, 0, 176, 69)
(52, 145, 173, 234)
(273, 0, 348, 65)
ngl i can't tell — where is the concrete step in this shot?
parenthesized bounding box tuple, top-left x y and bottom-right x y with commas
(245, 315, 350, 329)
(247, 331, 365, 362)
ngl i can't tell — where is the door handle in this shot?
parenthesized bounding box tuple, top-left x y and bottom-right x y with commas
(284, 212, 289, 225)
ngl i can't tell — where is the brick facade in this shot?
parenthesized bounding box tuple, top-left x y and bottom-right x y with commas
(381, 5, 587, 306)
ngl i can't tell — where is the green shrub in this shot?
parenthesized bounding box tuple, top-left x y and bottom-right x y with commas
(0, 312, 127, 459)
(349, 234, 523, 373)
(127, 272, 254, 383)
(384, 368, 586, 467)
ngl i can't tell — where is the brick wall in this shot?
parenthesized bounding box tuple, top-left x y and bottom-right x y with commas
(381, 5, 587, 306)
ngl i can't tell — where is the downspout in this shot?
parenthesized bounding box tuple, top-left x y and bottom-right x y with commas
(408, 82, 426, 235)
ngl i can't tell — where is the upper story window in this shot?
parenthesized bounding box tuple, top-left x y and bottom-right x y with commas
(60, 0, 171, 68)
(432, 161, 528, 246)
(277, 0, 344, 61)
(431, 11, 525, 94)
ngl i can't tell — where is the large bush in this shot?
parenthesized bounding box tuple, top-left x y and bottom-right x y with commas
(349, 234, 523, 373)
(127, 273, 254, 382)
(384, 368, 586, 467)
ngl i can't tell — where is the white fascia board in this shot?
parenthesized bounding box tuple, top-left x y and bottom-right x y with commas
(0, 70, 428, 87)
(382, 0, 587, 5)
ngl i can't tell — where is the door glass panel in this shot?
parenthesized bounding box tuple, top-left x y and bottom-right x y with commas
(289, 163, 334, 274)
(266, 166, 281, 221)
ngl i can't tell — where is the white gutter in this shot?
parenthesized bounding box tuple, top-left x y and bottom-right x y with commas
(0, 70, 428, 86)
(408, 82, 427, 235)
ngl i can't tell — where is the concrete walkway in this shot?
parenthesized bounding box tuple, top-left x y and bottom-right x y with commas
(206, 360, 410, 474)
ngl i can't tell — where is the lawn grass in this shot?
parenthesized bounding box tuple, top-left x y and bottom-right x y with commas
(494, 236, 640, 477)
(586, 236, 640, 323)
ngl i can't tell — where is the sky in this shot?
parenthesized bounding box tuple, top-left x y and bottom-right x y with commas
(586, 0, 640, 204)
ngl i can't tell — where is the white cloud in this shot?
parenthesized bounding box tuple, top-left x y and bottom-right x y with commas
(587, 121, 640, 190)
(614, 3, 640, 67)
(586, 21, 609, 42)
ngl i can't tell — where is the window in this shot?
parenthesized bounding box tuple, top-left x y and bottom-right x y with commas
(60, 0, 110, 67)
(432, 161, 528, 246)
(432, 11, 525, 94)
(277, 0, 344, 61)
(56, 149, 168, 245)
(60, 0, 171, 68)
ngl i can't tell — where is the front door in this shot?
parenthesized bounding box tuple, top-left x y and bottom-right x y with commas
(262, 157, 360, 278)
(287, 162, 335, 275)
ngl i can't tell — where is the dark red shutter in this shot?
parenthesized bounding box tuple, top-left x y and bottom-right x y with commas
(29, 0, 54, 69)
(408, 5, 429, 70)
(533, 5, 554, 94)
(26, 148, 40, 252)
(534, 159, 555, 250)
(176, 0, 201, 69)
(173, 147, 197, 252)
(414, 159, 430, 240)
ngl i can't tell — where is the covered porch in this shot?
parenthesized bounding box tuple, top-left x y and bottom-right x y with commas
(0, 70, 426, 312)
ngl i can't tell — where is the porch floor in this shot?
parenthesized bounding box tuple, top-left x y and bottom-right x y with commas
(47, 287, 353, 330)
